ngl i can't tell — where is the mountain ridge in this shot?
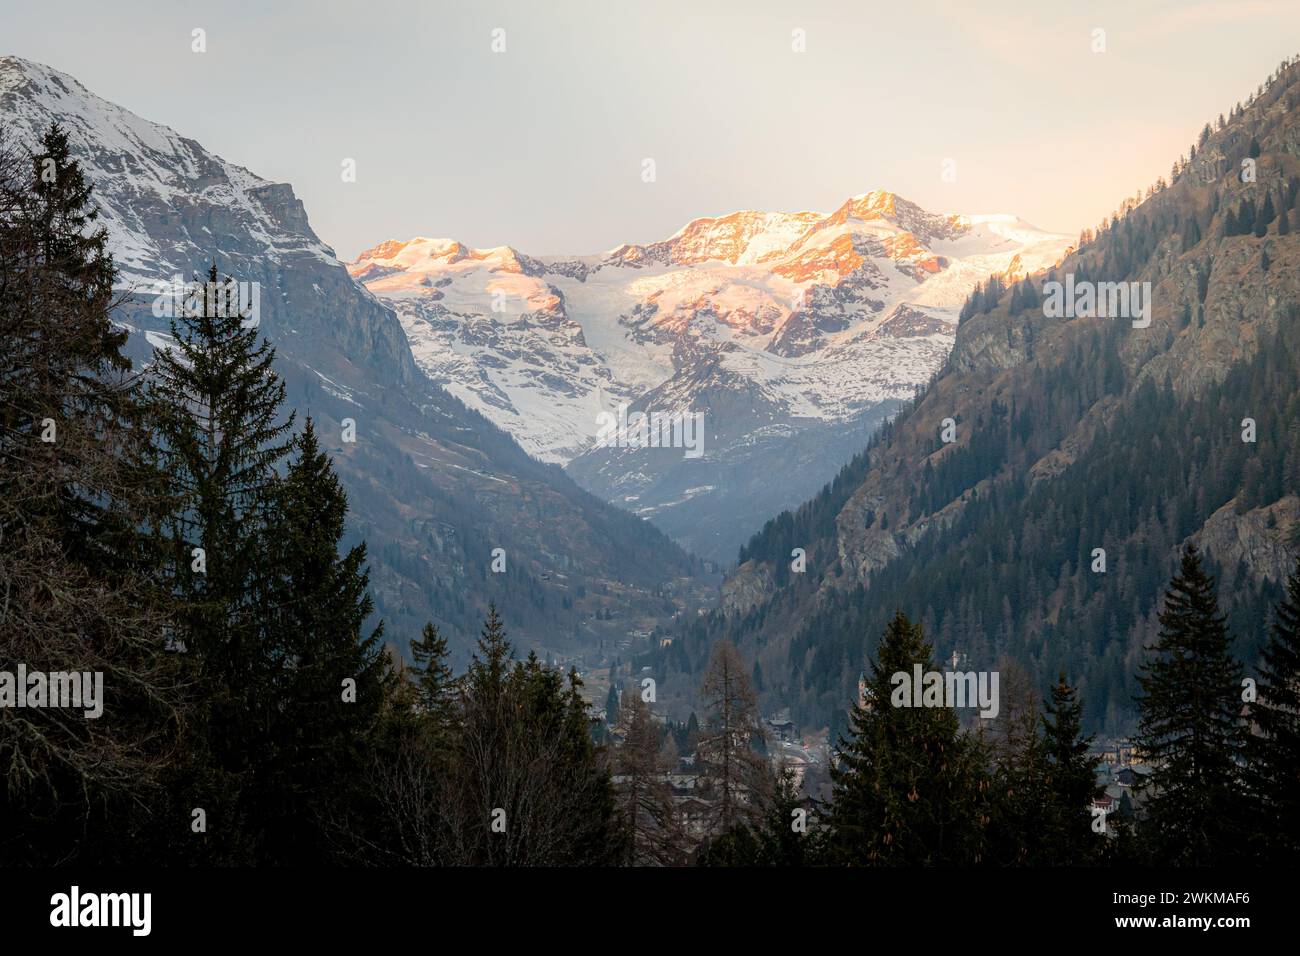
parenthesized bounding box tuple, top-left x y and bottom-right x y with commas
(0, 53, 705, 659)
(649, 53, 1300, 734)
(349, 189, 1071, 560)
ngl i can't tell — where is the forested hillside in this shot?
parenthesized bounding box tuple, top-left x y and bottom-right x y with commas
(652, 56, 1300, 739)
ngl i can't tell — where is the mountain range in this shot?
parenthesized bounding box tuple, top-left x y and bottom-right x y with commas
(7, 47, 1297, 741)
(351, 194, 1070, 560)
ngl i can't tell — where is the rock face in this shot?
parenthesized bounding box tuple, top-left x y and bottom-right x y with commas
(350, 193, 1071, 562)
(0, 55, 702, 657)
(1192, 497, 1300, 585)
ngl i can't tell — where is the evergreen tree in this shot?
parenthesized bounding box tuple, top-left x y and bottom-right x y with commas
(1135, 546, 1247, 865)
(986, 664, 1054, 865)
(150, 262, 294, 664)
(0, 124, 180, 864)
(452, 609, 617, 865)
(467, 603, 511, 705)
(604, 681, 620, 727)
(827, 612, 988, 865)
(1244, 553, 1300, 862)
(255, 418, 389, 863)
(555, 666, 620, 865)
(411, 619, 458, 737)
(755, 766, 821, 864)
(147, 261, 295, 861)
(1041, 673, 1098, 864)
(698, 765, 820, 866)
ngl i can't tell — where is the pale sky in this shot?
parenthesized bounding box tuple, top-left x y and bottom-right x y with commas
(2, 0, 1297, 260)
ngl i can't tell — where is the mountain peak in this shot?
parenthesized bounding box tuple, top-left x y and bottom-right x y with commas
(843, 188, 900, 215)
(0, 54, 69, 88)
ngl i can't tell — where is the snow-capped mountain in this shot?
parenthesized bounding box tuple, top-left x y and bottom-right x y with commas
(350, 192, 1072, 560)
(0, 55, 411, 374)
(0, 55, 702, 652)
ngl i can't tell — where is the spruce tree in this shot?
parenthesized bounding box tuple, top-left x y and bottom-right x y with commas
(1135, 545, 1247, 865)
(1041, 673, 1098, 864)
(452, 622, 617, 865)
(827, 611, 988, 865)
(147, 261, 295, 861)
(468, 603, 511, 701)
(1244, 553, 1300, 862)
(555, 666, 619, 865)
(986, 664, 1053, 865)
(411, 620, 458, 737)
(604, 681, 620, 727)
(256, 418, 388, 863)
(150, 262, 294, 670)
(0, 124, 179, 864)
(454, 603, 514, 863)
(750, 766, 819, 865)
(697, 765, 819, 867)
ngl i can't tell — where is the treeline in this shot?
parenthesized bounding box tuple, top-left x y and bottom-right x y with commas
(0, 125, 618, 866)
(6, 118, 1297, 868)
(690, 545, 1300, 867)
(792, 305, 1299, 736)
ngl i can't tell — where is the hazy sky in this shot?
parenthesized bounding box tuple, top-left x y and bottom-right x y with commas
(3, 0, 1297, 260)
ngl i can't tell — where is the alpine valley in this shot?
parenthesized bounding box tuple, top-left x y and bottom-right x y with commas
(7, 47, 1298, 744)
(350, 196, 1071, 562)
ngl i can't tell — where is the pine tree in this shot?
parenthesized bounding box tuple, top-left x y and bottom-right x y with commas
(604, 681, 620, 726)
(147, 261, 295, 861)
(256, 418, 388, 862)
(827, 612, 988, 865)
(0, 124, 180, 864)
(986, 663, 1054, 865)
(1135, 546, 1248, 865)
(150, 262, 294, 668)
(1041, 673, 1098, 864)
(1244, 553, 1300, 862)
(411, 620, 458, 736)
